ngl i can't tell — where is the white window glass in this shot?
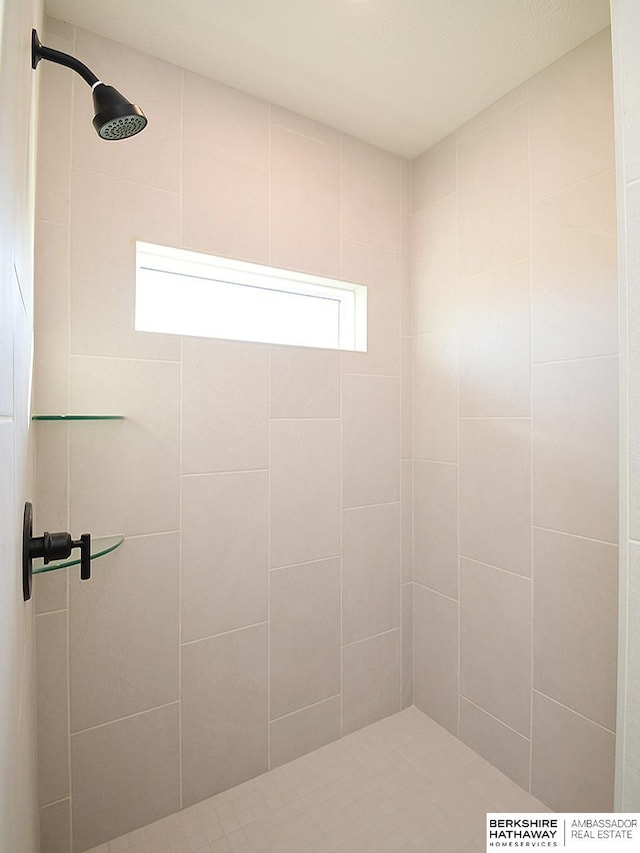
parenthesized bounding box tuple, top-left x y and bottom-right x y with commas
(135, 242, 367, 352)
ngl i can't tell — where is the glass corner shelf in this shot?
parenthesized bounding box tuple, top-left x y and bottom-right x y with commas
(32, 414, 125, 421)
(32, 534, 124, 574)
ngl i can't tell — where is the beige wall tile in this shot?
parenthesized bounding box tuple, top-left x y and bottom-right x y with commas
(270, 419, 340, 567)
(270, 105, 341, 146)
(460, 698, 530, 790)
(413, 330, 458, 463)
(39, 799, 71, 853)
(342, 630, 401, 734)
(532, 170, 617, 363)
(342, 374, 400, 507)
(528, 30, 614, 202)
(36, 612, 69, 806)
(401, 460, 413, 583)
(402, 583, 413, 709)
(270, 696, 341, 769)
(35, 424, 68, 539)
(70, 533, 179, 732)
(413, 461, 458, 599)
(182, 472, 268, 643)
(33, 220, 69, 413)
(341, 240, 401, 376)
(182, 145, 269, 263)
(456, 83, 528, 143)
(532, 357, 618, 543)
(459, 260, 530, 417)
(70, 169, 180, 361)
(413, 585, 458, 735)
(411, 194, 458, 336)
(183, 72, 269, 169)
(458, 103, 529, 278)
(342, 135, 399, 251)
(533, 527, 618, 730)
(34, 571, 67, 616)
(35, 36, 72, 225)
(72, 30, 182, 193)
(531, 691, 615, 811)
(69, 357, 180, 537)
(460, 558, 531, 736)
(401, 337, 412, 459)
(629, 184, 640, 541)
(400, 210, 412, 336)
(342, 504, 401, 645)
(625, 543, 640, 806)
(412, 134, 456, 213)
(270, 345, 340, 419)
(71, 704, 180, 851)
(181, 625, 268, 806)
(182, 337, 269, 474)
(270, 558, 340, 719)
(270, 126, 341, 277)
(460, 418, 531, 576)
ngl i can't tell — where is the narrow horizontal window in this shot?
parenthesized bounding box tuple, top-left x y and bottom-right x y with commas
(135, 242, 367, 351)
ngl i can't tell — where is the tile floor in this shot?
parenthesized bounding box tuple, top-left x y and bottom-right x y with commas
(84, 707, 547, 853)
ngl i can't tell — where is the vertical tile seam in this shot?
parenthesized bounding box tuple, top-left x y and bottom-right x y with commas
(455, 122, 461, 739)
(177, 67, 185, 813)
(397, 155, 403, 714)
(526, 79, 535, 795)
(338, 128, 344, 737)
(267, 101, 273, 770)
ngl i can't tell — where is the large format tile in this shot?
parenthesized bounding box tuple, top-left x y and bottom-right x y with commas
(342, 630, 401, 734)
(528, 30, 614, 202)
(342, 374, 400, 507)
(342, 503, 401, 645)
(270, 345, 340, 419)
(341, 239, 400, 377)
(401, 460, 413, 583)
(72, 29, 182, 192)
(71, 704, 180, 852)
(629, 184, 640, 541)
(182, 337, 269, 474)
(532, 357, 618, 543)
(270, 126, 340, 277)
(413, 461, 458, 599)
(39, 799, 71, 853)
(411, 194, 458, 336)
(458, 103, 529, 278)
(270, 558, 340, 719)
(401, 338, 412, 460)
(532, 170, 617, 363)
(270, 105, 340, 147)
(460, 698, 530, 791)
(533, 527, 618, 730)
(270, 696, 341, 769)
(459, 418, 531, 576)
(181, 625, 268, 806)
(69, 534, 179, 732)
(183, 72, 269, 169)
(36, 612, 69, 806)
(69, 357, 180, 537)
(70, 169, 180, 360)
(182, 144, 269, 263)
(402, 583, 414, 709)
(270, 419, 340, 567)
(459, 260, 530, 418)
(460, 558, 531, 736)
(342, 136, 399, 252)
(413, 330, 458, 463)
(412, 134, 456, 213)
(413, 585, 458, 735)
(531, 691, 615, 811)
(182, 472, 268, 643)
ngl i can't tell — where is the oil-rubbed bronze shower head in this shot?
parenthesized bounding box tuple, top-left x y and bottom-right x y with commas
(31, 29, 147, 140)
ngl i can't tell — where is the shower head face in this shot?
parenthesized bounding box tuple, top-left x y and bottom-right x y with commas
(91, 84, 148, 140)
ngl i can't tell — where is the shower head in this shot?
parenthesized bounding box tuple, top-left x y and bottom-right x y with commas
(91, 83, 147, 140)
(32, 29, 147, 141)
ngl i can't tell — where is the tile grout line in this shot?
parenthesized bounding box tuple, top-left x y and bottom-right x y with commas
(267, 101, 272, 771)
(181, 620, 270, 648)
(342, 626, 401, 650)
(397, 157, 403, 714)
(339, 128, 344, 738)
(527, 80, 535, 796)
(461, 695, 531, 743)
(177, 66, 185, 812)
(533, 689, 616, 737)
(70, 700, 181, 739)
(271, 693, 342, 725)
(455, 132, 462, 739)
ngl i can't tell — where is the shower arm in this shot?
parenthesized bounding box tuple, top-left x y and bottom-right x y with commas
(31, 30, 100, 87)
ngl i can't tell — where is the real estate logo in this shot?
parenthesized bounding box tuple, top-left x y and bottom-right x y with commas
(487, 814, 640, 851)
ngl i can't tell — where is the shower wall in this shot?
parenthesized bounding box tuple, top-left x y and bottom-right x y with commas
(32, 19, 410, 852)
(409, 29, 619, 812)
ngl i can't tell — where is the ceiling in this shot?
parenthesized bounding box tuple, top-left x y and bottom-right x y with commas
(45, 0, 610, 158)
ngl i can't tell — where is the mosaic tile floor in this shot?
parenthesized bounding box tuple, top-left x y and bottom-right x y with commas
(84, 707, 547, 853)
